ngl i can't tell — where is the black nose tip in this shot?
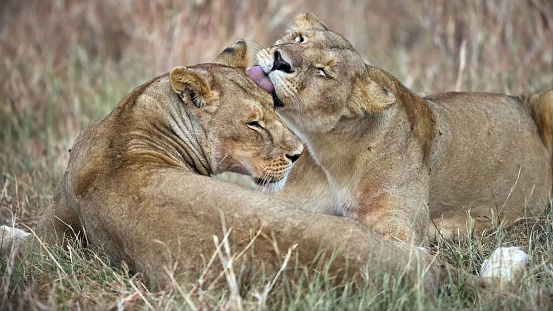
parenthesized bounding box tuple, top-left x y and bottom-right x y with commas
(272, 50, 293, 73)
(286, 152, 302, 163)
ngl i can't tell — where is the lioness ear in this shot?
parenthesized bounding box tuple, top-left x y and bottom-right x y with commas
(367, 82, 396, 111)
(351, 78, 396, 114)
(293, 13, 328, 31)
(213, 40, 248, 69)
(169, 66, 218, 110)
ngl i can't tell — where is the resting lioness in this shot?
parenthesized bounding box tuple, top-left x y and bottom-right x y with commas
(2, 41, 303, 285)
(251, 13, 553, 245)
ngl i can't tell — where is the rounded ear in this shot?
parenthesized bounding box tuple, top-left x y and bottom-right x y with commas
(293, 13, 328, 31)
(169, 66, 219, 110)
(365, 81, 396, 112)
(213, 39, 248, 69)
(350, 78, 396, 114)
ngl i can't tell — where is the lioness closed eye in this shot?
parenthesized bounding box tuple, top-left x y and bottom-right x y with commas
(250, 13, 553, 246)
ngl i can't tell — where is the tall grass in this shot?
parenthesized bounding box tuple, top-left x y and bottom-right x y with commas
(1, 0, 552, 309)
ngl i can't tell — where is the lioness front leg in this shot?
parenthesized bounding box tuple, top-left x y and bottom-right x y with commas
(33, 184, 82, 245)
(278, 150, 338, 215)
(356, 187, 430, 245)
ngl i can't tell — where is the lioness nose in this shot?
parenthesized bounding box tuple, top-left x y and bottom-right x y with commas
(286, 150, 302, 163)
(272, 51, 293, 73)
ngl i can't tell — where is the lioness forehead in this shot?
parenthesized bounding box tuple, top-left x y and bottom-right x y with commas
(276, 30, 365, 75)
(280, 29, 355, 52)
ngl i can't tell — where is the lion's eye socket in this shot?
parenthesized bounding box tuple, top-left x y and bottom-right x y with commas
(294, 35, 305, 43)
(247, 121, 263, 129)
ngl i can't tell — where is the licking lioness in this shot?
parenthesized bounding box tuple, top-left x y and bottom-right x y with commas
(252, 13, 553, 245)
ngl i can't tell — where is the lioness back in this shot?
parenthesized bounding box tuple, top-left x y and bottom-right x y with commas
(426, 92, 551, 235)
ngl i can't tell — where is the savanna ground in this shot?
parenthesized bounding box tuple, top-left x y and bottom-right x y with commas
(1, 0, 553, 309)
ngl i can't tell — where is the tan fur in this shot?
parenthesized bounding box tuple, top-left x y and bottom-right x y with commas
(257, 13, 553, 245)
(10, 40, 464, 292)
(522, 90, 553, 168)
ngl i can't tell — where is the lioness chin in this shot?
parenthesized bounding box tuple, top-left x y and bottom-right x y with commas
(252, 13, 553, 247)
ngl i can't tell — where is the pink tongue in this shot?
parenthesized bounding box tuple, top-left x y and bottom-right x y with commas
(247, 66, 274, 93)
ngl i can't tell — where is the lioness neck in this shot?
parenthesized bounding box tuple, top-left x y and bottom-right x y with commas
(111, 75, 213, 175)
(366, 66, 436, 162)
(299, 96, 430, 232)
(317, 107, 412, 173)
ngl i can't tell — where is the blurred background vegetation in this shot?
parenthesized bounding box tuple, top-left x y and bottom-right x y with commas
(1, 0, 552, 226)
(1, 0, 552, 308)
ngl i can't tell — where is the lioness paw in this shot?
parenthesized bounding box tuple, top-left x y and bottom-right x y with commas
(480, 246, 528, 283)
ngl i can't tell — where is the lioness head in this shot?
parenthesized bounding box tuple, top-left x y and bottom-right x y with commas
(169, 40, 303, 190)
(251, 13, 396, 135)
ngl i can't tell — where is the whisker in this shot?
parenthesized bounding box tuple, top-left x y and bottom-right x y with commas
(245, 39, 267, 52)
(260, 170, 272, 192)
(262, 170, 271, 192)
(254, 169, 266, 193)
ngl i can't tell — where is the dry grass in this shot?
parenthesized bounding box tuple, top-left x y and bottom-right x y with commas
(1, 0, 553, 309)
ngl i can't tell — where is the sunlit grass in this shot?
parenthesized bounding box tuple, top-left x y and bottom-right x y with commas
(2, 208, 553, 309)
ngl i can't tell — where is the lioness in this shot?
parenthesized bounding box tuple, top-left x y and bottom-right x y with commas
(2, 41, 300, 285)
(251, 13, 553, 245)
(2, 40, 457, 291)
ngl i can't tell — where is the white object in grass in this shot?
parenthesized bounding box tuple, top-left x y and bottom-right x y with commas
(480, 246, 528, 282)
(0, 225, 31, 254)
